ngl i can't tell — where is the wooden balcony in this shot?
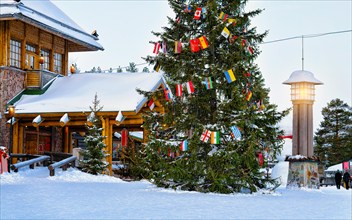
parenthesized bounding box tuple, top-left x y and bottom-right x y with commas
(26, 69, 61, 89)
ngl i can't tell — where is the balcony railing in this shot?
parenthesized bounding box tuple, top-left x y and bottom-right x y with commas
(26, 69, 62, 89)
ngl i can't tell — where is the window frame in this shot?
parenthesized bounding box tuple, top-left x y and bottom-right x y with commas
(10, 38, 21, 68)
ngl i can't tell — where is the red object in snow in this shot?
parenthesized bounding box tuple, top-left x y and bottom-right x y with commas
(0, 148, 9, 174)
(278, 135, 293, 139)
(121, 129, 128, 147)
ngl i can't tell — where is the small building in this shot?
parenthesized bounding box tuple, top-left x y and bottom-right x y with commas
(0, 1, 169, 175)
(9, 72, 167, 175)
(0, 0, 103, 147)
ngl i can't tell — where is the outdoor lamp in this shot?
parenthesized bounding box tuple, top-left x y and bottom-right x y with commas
(283, 70, 323, 157)
(8, 105, 15, 117)
(283, 70, 323, 102)
(39, 54, 44, 65)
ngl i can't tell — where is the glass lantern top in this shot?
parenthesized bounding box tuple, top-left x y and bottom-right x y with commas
(283, 70, 323, 85)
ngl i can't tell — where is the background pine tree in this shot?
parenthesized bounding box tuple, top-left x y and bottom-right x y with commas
(314, 98, 352, 167)
(131, 0, 289, 193)
(80, 94, 109, 175)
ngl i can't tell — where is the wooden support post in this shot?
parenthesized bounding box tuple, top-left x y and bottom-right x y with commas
(107, 119, 112, 176)
(12, 122, 19, 164)
(18, 126, 24, 154)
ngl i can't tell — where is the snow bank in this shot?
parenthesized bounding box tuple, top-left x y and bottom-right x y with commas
(47, 168, 126, 183)
(271, 161, 289, 187)
(1, 166, 351, 219)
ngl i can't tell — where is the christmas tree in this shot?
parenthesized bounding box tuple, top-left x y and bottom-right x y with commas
(132, 0, 289, 193)
(80, 94, 109, 175)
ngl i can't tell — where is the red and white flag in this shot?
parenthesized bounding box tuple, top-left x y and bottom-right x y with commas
(200, 129, 211, 143)
(176, 84, 183, 97)
(194, 7, 202, 20)
(186, 81, 195, 94)
(153, 42, 160, 54)
(148, 99, 155, 110)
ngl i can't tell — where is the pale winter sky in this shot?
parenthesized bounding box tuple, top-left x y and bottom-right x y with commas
(53, 0, 352, 132)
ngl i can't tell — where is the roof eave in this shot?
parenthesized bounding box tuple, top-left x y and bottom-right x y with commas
(1, 13, 104, 51)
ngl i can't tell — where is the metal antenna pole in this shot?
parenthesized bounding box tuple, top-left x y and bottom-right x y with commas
(302, 35, 304, 71)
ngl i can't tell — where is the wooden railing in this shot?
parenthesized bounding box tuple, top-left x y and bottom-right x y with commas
(48, 156, 77, 176)
(26, 69, 60, 88)
(10, 155, 50, 172)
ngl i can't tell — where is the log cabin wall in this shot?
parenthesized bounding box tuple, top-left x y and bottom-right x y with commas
(2, 20, 69, 75)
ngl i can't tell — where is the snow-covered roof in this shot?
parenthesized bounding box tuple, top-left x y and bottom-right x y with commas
(14, 72, 166, 114)
(0, 0, 103, 51)
(283, 70, 323, 85)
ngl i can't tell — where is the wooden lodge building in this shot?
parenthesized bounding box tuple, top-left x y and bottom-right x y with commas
(0, 0, 166, 175)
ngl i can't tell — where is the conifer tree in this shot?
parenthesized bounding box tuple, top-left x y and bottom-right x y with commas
(126, 62, 138, 72)
(314, 98, 352, 167)
(133, 0, 289, 193)
(80, 94, 109, 175)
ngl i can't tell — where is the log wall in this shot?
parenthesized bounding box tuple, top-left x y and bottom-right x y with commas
(0, 20, 69, 74)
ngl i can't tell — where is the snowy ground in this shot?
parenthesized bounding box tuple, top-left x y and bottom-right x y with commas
(1, 167, 351, 220)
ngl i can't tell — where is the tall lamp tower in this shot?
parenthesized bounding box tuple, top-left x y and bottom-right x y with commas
(283, 70, 323, 157)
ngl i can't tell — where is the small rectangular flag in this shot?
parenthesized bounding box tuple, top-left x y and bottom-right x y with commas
(153, 61, 160, 72)
(218, 12, 228, 22)
(175, 41, 182, 54)
(258, 152, 264, 167)
(241, 39, 247, 47)
(224, 69, 236, 83)
(168, 148, 175, 158)
(153, 42, 160, 54)
(229, 35, 238, 44)
(175, 15, 180, 23)
(116, 110, 125, 123)
(231, 126, 242, 140)
(227, 18, 237, 25)
(121, 129, 129, 147)
(180, 140, 188, 151)
(194, 7, 202, 20)
(204, 77, 213, 89)
(184, 5, 192, 13)
(221, 27, 230, 38)
(246, 90, 252, 101)
(164, 87, 171, 101)
(186, 81, 195, 94)
(199, 36, 209, 49)
(162, 41, 167, 54)
(211, 131, 220, 144)
(246, 45, 254, 55)
(148, 99, 155, 110)
(190, 38, 200, 52)
(202, 7, 207, 19)
(176, 84, 183, 97)
(200, 129, 211, 143)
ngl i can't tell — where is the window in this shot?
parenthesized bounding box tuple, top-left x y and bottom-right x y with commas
(53, 53, 63, 74)
(41, 49, 50, 70)
(10, 39, 21, 68)
(26, 43, 36, 69)
(26, 44, 36, 53)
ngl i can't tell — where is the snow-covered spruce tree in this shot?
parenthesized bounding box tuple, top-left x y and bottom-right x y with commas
(80, 94, 109, 175)
(314, 98, 352, 167)
(133, 0, 289, 193)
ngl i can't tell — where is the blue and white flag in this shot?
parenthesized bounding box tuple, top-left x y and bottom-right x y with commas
(231, 125, 242, 140)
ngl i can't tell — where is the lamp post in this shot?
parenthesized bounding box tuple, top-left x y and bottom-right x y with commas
(7, 105, 15, 172)
(283, 70, 323, 157)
